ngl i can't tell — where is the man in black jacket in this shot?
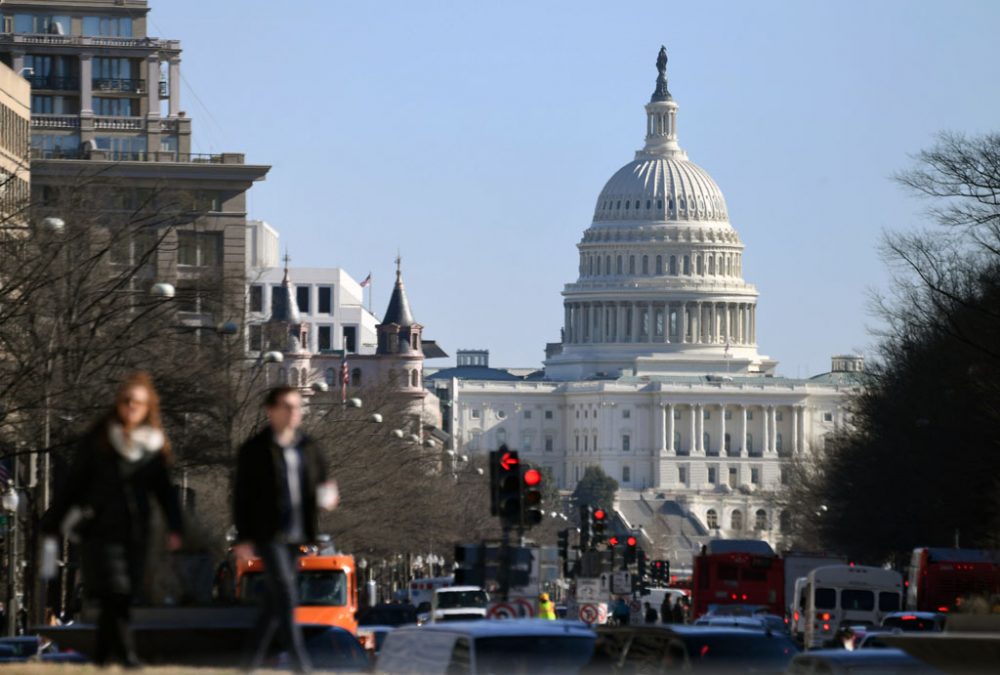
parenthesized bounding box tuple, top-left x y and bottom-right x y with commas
(234, 386, 338, 673)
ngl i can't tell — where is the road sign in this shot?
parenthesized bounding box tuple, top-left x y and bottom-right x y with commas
(576, 578, 602, 602)
(487, 602, 517, 619)
(578, 602, 608, 625)
(611, 571, 631, 595)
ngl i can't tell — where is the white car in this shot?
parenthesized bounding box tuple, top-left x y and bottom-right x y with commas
(431, 586, 489, 623)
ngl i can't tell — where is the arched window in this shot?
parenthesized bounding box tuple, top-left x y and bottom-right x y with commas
(657, 199, 663, 209)
(325, 368, 335, 385)
(351, 368, 362, 386)
(696, 255, 704, 275)
(646, 199, 651, 209)
(642, 255, 649, 275)
(605, 255, 611, 275)
(655, 255, 663, 275)
(628, 256, 636, 274)
(708, 256, 715, 275)
(625, 200, 630, 210)
(616, 201, 621, 209)
(755, 509, 768, 531)
(290, 368, 300, 386)
(588, 256, 594, 276)
(411, 370, 419, 387)
(683, 256, 690, 275)
(669, 256, 677, 275)
(706, 509, 718, 529)
(731, 510, 744, 531)
(595, 257, 601, 275)
(622, 466, 631, 482)
(616, 256, 623, 275)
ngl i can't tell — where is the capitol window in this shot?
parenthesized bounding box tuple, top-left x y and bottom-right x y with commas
(471, 409, 481, 419)
(656, 256, 663, 275)
(622, 466, 631, 482)
(683, 256, 691, 275)
(616, 256, 623, 274)
(622, 409, 631, 419)
(696, 255, 704, 275)
(731, 509, 744, 531)
(545, 410, 553, 420)
(703, 410, 711, 420)
(824, 412, 833, 422)
(751, 467, 761, 485)
(707, 467, 717, 484)
(642, 256, 649, 275)
(523, 410, 532, 420)
(629, 256, 636, 274)
(669, 256, 677, 275)
(625, 201, 630, 210)
(497, 410, 507, 419)
(622, 434, 630, 451)
(706, 509, 718, 529)
(776, 411, 783, 421)
(545, 436, 554, 452)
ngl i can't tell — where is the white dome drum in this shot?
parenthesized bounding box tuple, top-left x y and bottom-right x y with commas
(594, 157, 729, 224)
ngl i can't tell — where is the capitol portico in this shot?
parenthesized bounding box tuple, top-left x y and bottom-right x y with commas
(426, 48, 861, 560)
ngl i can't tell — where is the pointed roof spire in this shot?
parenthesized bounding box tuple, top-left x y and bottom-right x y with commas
(268, 249, 301, 324)
(381, 254, 415, 326)
(651, 45, 672, 102)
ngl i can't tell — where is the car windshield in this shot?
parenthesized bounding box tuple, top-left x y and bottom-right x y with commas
(474, 636, 594, 674)
(241, 570, 348, 606)
(436, 590, 487, 609)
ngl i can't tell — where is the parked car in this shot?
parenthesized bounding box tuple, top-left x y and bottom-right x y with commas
(880, 612, 946, 632)
(855, 629, 903, 650)
(788, 648, 944, 673)
(377, 619, 596, 674)
(693, 614, 788, 634)
(590, 624, 798, 673)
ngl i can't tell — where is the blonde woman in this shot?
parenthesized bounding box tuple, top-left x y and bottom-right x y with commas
(44, 372, 183, 667)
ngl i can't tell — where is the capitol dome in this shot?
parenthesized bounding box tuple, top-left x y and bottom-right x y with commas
(594, 156, 729, 224)
(544, 47, 775, 381)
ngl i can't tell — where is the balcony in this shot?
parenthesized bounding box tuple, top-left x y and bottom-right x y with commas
(31, 147, 247, 164)
(26, 75, 79, 91)
(93, 78, 145, 94)
(0, 33, 180, 52)
(94, 116, 144, 130)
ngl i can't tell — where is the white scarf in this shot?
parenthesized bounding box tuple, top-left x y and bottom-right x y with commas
(108, 422, 164, 463)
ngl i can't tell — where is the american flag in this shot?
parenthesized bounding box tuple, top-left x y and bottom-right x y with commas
(359, 273, 371, 288)
(340, 355, 350, 403)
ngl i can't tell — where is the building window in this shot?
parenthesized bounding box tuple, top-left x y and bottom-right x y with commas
(622, 466, 631, 483)
(669, 256, 677, 275)
(524, 410, 532, 420)
(656, 255, 663, 275)
(747, 410, 754, 420)
(724, 433, 731, 453)
(776, 411, 783, 422)
(471, 409, 481, 419)
(746, 434, 753, 454)
(584, 410, 588, 419)
(584, 436, 588, 451)
(497, 410, 507, 420)
(296, 286, 310, 313)
(642, 256, 649, 275)
(545, 410, 553, 420)
(707, 467, 717, 484)
(725, 409, 732, 420)
(622, 409, 631, 419)
(751, 467, 761, 485)
(731, 510, 744, 531)
(318, 286, 332, 314)
(703, 410, 711, 420)
(629, 256, 636, 274)
(622, 435, 630, 452)
(343, 326, 357, 353)
(411, 370, 419, 387)
(545, 436, 554, 452)
(674, 409, 682, 420)
(678, 466, 688, 486)
(575, 410, 580, 419)
(728, 466, 738, 488)
(683, 255, 690, 275)
(521, 432, 532, 452)
(593, 435, 598, 451)
(317, 326, 332, 351)
(248, 324, 263, 351)
(706, 509, 718, 529)
(674, 431, 682, 451)
(575, 436, 580, 452)
(351, 368, 362, 386)
(249, 285, 263, 313)
(177, 231, 222, 267)
(775, 433, 783, 453)
(82, 15, 133, 36)
(824, 412, 833, 422)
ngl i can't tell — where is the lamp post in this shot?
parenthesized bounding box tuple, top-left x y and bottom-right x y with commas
(3, 486, 19, 637)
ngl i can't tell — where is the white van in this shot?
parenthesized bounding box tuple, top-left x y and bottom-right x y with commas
(803, 565, 903, 649)
(431, 586, 489, 623)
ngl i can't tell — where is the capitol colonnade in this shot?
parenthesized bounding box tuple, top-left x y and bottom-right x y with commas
(564, 300, 756, 346)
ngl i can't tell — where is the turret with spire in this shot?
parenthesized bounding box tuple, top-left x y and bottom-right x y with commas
(265, 252, 307, 354)
(377, 255, 423, 356)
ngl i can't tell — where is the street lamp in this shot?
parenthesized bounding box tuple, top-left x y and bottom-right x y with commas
(370, 413, 383, 424)
(263, 351, 284, 364)
(391, 429, 405, 439)
(150, 282, 175, 298)
(311, 381, 329, 393)
(345, 397, 362, 409)
(39, 217, 65, 234)
(3, 487, 19, 637)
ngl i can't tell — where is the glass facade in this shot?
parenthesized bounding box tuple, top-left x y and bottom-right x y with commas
(82, 16, 133, 37)
(13, 14, 70, 35)
(95, 136, 147, 161)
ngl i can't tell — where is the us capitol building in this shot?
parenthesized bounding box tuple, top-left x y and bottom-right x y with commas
(427, 49, 862, 562)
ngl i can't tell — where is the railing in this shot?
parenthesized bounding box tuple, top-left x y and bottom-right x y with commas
(25, 75, 79, 91)
(31, 148, 83, 160)
(93, 78, 145, 94)
(94, 116, 144, 130)
(0, 33, 180, 51)
(31, 114, 80, 129)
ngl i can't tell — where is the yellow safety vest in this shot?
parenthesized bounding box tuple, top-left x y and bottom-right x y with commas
(538, 600, 556, 620)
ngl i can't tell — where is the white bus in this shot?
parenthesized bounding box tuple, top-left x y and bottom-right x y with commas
(803, 565, 903, 649)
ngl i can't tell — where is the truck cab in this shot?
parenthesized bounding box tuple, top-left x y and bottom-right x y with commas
(430, 586, 489, 623)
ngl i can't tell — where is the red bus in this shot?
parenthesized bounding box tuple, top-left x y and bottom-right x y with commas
(692, 540, 784, 619)
(906, 547, 1000, 612)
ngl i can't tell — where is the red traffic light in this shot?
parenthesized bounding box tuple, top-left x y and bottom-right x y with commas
(523, 468, 542, 487)
(593, 509, 606, 521)
(608, 536, 619, 546)
(500, 451, 519, 471)
(626, 536, 638, 547)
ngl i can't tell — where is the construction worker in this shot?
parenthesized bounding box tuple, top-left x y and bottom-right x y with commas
(538, 593, 556, 620)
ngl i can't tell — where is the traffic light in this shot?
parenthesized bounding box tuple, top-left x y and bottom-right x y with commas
(520, 465, 543, 528)
(491, 446, 522, 528)
(557, 529, 570, 560)
(454, 544, 485, 586)
(625, 533, 638, 565)
(651, 560, 665, 584)
(592, 507, 607, 544)
(509, 546, 533, 588)
(579, 505, 593, 551)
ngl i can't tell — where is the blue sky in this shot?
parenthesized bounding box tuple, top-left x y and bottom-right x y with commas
(152, 0, 1000, 375)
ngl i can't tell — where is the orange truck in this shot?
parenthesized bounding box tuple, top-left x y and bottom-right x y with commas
(235, 547, 359, 635)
